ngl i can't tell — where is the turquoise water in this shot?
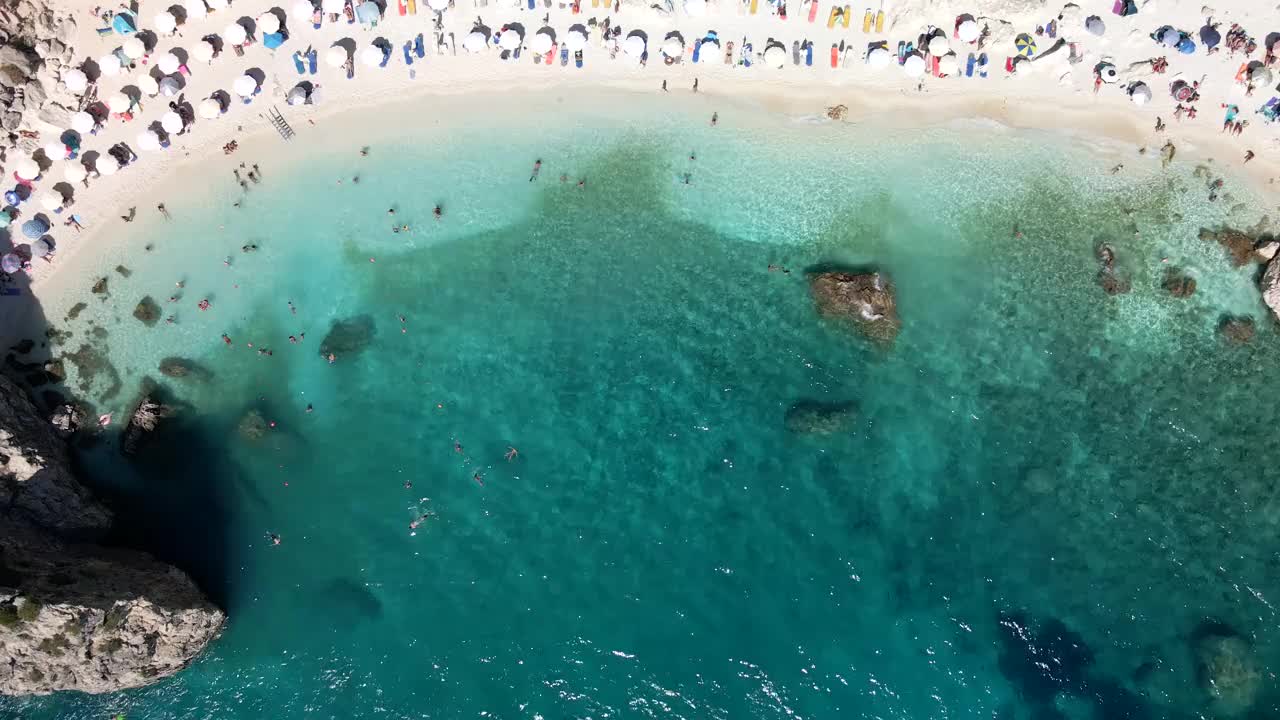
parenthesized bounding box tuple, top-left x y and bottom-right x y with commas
(8, 92, 1280, 719)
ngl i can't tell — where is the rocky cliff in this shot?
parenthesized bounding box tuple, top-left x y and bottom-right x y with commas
(0, 374, 224, 696)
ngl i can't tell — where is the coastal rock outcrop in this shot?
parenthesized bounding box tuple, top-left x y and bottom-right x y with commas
(808, 270, 900, 345)
(1161, 268, 1196, 298)
(784, 400, 857, 436)
(1260, 258, 1280, 323)
(1195, 632, 1261, 715)
(0, 516, 224, 696)
(1095, 243, 1131, 295)
(1199, 227, 1257, 267)
(121, 392, 174, 456)
(318, 315, 377, 359)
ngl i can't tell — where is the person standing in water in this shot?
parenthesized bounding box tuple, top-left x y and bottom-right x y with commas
(529, 159, 542, 182)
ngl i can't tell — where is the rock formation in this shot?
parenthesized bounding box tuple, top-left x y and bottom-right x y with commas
(1095, 243, 1131, 296)
(0, 374, 223, 695)
(1196, 632, 1261, 715)
(0, 0, 82, 150)
(784, 400, 857, 436)
(1218, 316, 1255, 345)
(237, 409, 268, 441)
(1160, 267, 1196, 298)
(1199, 227, 1257, 267)
(808, 270, 901, 345)
(120, 391, 173, 456)
(158, 357, 213, 383)
(1260, 258, 1280, 323)
(318, 314, 376, 359)
(132, 296, 161, 327)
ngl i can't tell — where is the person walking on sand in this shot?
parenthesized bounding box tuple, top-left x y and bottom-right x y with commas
(157, 203, 170, 220)
(693, 78, 699, 92)
(662, 79, 667, 92)
(711, 112, 718, 127)
(1244, 150, 1255, 164)
(121, 207, 136, 222)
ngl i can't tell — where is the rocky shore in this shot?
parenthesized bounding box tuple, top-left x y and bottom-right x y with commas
(0, 373, 223, 696)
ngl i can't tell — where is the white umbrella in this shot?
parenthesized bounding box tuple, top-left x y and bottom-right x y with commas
(1160, 28, 1179, 46)
(107, 92, 132, 113)
(684, 0, 705, 16)
(257, 12, 281, 34)
(192, 40, 215, 62)
(938, 52, 958, 75)
(14, 158, 39, 180)
(1129, 82, 1151, 105)
(1249, 66, 1273, 87)
(122, 37, 147, 59)
(71, 111, 94, 133)
(62, 68, 88, 93)
(137, 130, 162, 151)
(1085, 16, 1105, 36)
(763, 44, 786, 67)
(928, 35, 950, 56)
(322, 0, 343, 13)
(159, 77, 181, 96)
(463, 31, 486, 52)
(136, 73, 159, 95)
(287, 85, 308, 105)
(903, 53, 925, 77)
(154, 10, 178, 33)
(198, 97, 222, 118)
(867, 46, 892, 68)
(499, 31, 521, 51)
(206, 0, 227, 9)
(63, 164, 87, 183)
(428, 0, 448, 9)
(184, 0, 207, 20)
(532, 32, 554, 54)
(158, 51, 181, 74)
(42, 141, 65, 160)
(224, 22, 247, 45)
(566, 29, 586, 51)
(98, 53, 122, 77)
(1098, 63, 1118, 83)
(96, 154, 119, 176)
(361, 44, 385, 66)
(623, 35, 645, 58)
(233, 74, 258, 96)
(30, 239, 52, 258)
(294, 0, 316, 19)
(161, 111, 184, 133)
(957, 19, 979, 43)
(325, 45, 347, 67)
(39, 191, 63, 211)
(661, 37, 682, 57)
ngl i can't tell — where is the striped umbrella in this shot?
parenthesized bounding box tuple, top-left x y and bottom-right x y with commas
(1015, 33, 1036, 58)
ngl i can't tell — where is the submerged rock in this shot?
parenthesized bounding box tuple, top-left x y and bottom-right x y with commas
(121, 390, 174, 456)
(1199, 227, 1258, 267)
(318, 315, 376, 359)
(131, 297, 161, 327)
(1218, 315, 1255, 344)
(1196, 633, 1260, 715)
(158, 357, 212, 383)
(1161, 267, 1196, 298)
(808, 271, 900, 345)
(64, 302, 86, 321)
(237, 409, 268, 441)
(1096, 243, 1131, 296)
(784, 400, 857, 436)
(90, 277, 107, 295)
(47, 403, 83, 438)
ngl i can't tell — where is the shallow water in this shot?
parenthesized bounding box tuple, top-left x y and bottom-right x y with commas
(8, 91, 1280, 720)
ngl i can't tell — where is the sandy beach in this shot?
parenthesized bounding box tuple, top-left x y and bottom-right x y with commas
(4, 0, 1276, 336)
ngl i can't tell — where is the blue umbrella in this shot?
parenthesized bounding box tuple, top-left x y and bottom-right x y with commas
(1177, 38, 1196, 54)
(20, 217, 48, 239)
(356, 1, 379, 23)
(1199, 25, 1220, 50)
(1, 192, 17, 207)
(0, 209, 12, 228)
(1, 253, 21, 274)
(263, 32, 286, 49)
(111, 12, 137, 35)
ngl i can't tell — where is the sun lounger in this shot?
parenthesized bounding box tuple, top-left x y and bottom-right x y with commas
(749, 0, 758, 13)
(841, 5, 850, 27)
(808, 0, 818, 22)
(380, 47, 391, 66)
(805, 41, 812, 65)
(308, 48, 318, 73)
(547, 42, 556, 64)
(408, 0, 417, 13)
(415, 33, 425, 58)
(862, 7, 871, 31)
(741, 40, 752, 65)
(792, 40, 800, 64)
(293, 51, 306, 74)
(826, 7, 839, 28)
(692, 40, 702, 62)
(978, 52, 988, 77)
(875, 2, 884, 31)
(312, 10, 322, 28)
(398, 0, 406, 15)
(561, 46, 568, 65)
(965, 52, 974, 76)
(830, 43, 837, 67)
(404, 41, 414, 64)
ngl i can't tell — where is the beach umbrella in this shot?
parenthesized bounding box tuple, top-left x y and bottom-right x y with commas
(938, 52, 959, 75)
(325, 45, 347, 67)
(428, 0, 448, 8)
(233, 73, 257, 96)
(257, 12, 281, 33)
(263, 32, 285, 49)
(206, 0, 226, 9)
(161, 111, 184, 133)
(294, 0, 316, 19)
(322, 0, 343, 12)
(136, 73, 159, 95)
(565, 29, 586, 51)
(1129, 82, 1151, 105)
(903, 53, 925, 77)
(499, 30, 521, 51)
(623, 34, 645, 58)
(661, 37, 681, 58)
(184, 0, 207, 20)
(198, 97, 222, 118)
(866, 46, 892, 68)
(71, 111, 94, 133)
(532, 32, 554, 54)
(763, 44, 786, 68)
(30, 238, 52, 258)
(1, 254, 21, 274)
(158, 51, 181, 74)
(192, 39, 215, 62)
(1014, 33, 1036, 57)
(287, 85, 308, 105)
(463, 31, 486, 52)
(1160, 28, 1179, 46)
(1097, 63, 1118, 83)
(684, 0, 706, 16)
(38, 191, 63, 211)
(14, 158, 39, 180)
(360, 44, 385, 66)
(1176, 38, 1195, 54)
(1199, 25, 1221, 50)
(62, 68, 88, 93)
(63, 163, 87, 183)
(41, 141, 65, 161)
(356, 2, 379, 23)
(107, 92, 131, 113)
(224, 22, 247, 45)
(96, 154, 119, 175)
(20, 217, 48, 238)
(957, 19, 979, 43)
(928, 35, 949, 56)
(154, 10, 178, 33)
(1085, 15, 1105, 36)
(159, 76, 181, 97)
(122, 37, 147, 59)
(98, 53, 123, 76)
(137, 129, 162, 150)
(1249, 66, 1273, 87)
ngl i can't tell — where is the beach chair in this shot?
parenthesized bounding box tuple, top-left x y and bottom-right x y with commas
(826, 6, 838, 28)
(308, 48, 318, 73)
(575, 50, 582, 67)
(978, 52, 988, 77)
(692, 39, 702, 62)
(403, 41, 414, 64)
(293, 51, 306, 74)
(807, 0, 818, 22)
(862, 7, 871, 32)
(415, 33, 426, 58)
(842, 5, 851, 27)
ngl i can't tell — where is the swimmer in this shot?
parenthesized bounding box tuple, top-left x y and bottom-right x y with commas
(198, 299, 210, 310)
(288, 300, 296, 315)
(529, 158, 542, 182)
(577, 179, 585, 189)
(289, 335, 298, 344)
(711, 112, 718, 126)
(505, 446, 518, 462)
(223, 256, 232, 267)
(433, 205, 442, 220)
(387, 207, 395, 215)
(360, 146, 369, 156)
(222, 333, 232, 345)
(401, 225, 409, 232)
(472, 472, 485, 486)
(306, 403, 313, 413)
(165, 316, 175, 324)
(168, 295, 178, 303)
(404, 480, 413, 489)
(560, 173, 568, 183)
(327, 353, 336, 364)
(454, 440, 463, 453)
(352, 176, 360, 184)
(266, 532, 281, 546)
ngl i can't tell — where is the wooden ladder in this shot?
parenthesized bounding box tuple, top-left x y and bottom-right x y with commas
(268, 106, 295, 140)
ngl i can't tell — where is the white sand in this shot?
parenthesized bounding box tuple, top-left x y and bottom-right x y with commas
(10, 0, 1280, 338)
